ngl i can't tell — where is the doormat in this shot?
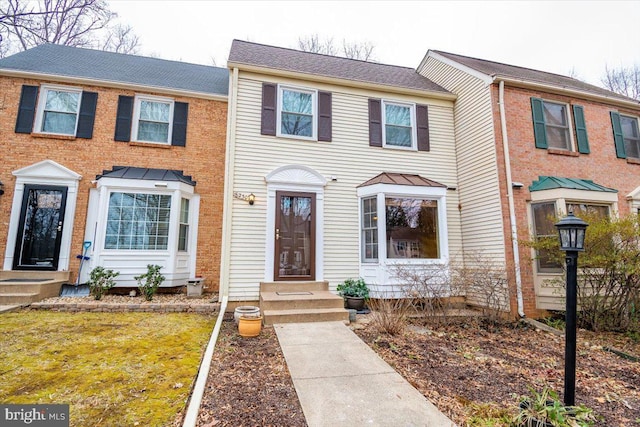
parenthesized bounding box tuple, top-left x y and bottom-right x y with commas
(0, 278, 51, 282)
(276, 291, 313, 296)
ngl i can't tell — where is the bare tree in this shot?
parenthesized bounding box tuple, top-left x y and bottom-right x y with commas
(101, 23, 139, 54)
(297, 33, 376, 61)
(0, 0, 140, 57)
(601, 64, 640, 101)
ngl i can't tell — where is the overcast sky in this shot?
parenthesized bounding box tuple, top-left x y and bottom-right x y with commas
(109, 1, 640, 87)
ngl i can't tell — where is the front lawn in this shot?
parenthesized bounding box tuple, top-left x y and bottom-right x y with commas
(0, 310, 215, 427)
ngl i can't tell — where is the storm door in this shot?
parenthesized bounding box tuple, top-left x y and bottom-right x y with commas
(13, 185, 67, 270)
(274, 191, 315, 281)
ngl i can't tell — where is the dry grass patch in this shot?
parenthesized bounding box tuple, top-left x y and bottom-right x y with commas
(0, 310, 215, 427)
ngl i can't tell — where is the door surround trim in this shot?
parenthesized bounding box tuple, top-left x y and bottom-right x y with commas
(264, 165, 326, 282)
(4, 160, 81, 271)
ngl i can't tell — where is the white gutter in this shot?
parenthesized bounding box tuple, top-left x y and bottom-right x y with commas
(498, 80, 525, 318)
(182, 295, 228, 427)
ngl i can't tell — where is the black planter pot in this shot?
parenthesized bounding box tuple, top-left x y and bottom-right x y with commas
(344, 296, 366, 311)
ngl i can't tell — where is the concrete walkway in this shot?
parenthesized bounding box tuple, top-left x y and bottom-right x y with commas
(0, 305, 20, 313)
(275, 321, 456, 427)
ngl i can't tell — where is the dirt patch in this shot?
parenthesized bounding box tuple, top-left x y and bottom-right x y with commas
(197, 320, 307, 427)
(354, 318, 640, 426)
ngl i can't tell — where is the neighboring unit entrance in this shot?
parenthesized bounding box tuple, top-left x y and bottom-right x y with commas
(13, 185, 67, 270)
(274, 191, 315, 281)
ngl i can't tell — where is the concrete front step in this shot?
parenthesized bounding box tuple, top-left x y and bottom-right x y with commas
(260, 281, 329, 293)
(263, 308, 349, 325)
(0, 293, 40, 305)
(260, 290, 344, 311)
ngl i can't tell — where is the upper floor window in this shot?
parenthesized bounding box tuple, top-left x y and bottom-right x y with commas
(383, 101, 414, 148)
(261, 83, 332, 142)
(531, 98, 590, 154)
(132, 95, 174, 144)
(278, 87, 316, 138)
(620, 115, 640, 159)
(35, 86, 82, 135)
(368, 99, 430, 151)
(14, 84, 96, 139)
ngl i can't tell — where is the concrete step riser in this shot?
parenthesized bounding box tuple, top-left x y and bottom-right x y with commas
(0, 282, 64, 298)
(264, 311, 349, 325)
(260, 298, 345, 311)
(0, 294, 39, 304)
(0, 271, 70, 281)
(260, 281, 329, 293)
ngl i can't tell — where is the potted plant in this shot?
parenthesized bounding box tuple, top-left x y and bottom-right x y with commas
(514, 387, 597, 427)
(337, 278, 369, 310)
(87, 266, 119, 300)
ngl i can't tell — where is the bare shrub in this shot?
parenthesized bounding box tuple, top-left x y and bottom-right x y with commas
(449, 252, 510, 323)
(391, 263, 455, 322)
(367, 291, 412, 335)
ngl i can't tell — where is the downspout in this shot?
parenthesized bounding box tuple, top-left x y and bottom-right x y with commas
(182, 68, 238, 426)
(498, 80, 525, 318)
(218, 67, 239, 301)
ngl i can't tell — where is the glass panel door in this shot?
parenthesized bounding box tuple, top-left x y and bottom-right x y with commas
(274, 192, 315, 281)
(13, 185, 67, 270)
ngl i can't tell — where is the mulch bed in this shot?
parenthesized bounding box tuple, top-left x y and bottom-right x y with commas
(196, 320, 307, 427)
(354, 318, 640, 426)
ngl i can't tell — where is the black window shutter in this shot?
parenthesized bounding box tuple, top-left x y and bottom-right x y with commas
(15, 85, 39, 134)
(318, 91, 332, 142)
(530, 97, 548, 149)
(416, 104, 430, 151)
(261, 83, 277, 136)
(368, 99, 382, 147)
(76, 91, 98, 139)
(171, 102, 189, 146)
(572, 105, 589, 154)
(610, 111, 626, 159)
(114, 95, 133, 142)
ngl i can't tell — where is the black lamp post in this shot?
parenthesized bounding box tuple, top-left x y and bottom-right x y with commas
(555, 211, 588, 407)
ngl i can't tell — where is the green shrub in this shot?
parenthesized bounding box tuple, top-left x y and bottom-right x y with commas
(87, 266, 119, 300)
(336, 278, 369, 299)
(135, 264, 165, 301)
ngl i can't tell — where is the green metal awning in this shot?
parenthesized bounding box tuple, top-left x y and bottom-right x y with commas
(529, 176, 617, 193)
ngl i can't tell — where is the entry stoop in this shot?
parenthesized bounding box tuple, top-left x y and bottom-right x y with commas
(260, 281, 349, 325)
(0, 271, 70, 305)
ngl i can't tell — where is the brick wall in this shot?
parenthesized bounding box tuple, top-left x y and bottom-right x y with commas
(0, 76, 227, 291)
(490, 83, 640, 316)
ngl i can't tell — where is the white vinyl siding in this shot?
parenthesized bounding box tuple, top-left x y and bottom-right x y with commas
(226, 72, 461, 300)
(418, 56, 508, 309)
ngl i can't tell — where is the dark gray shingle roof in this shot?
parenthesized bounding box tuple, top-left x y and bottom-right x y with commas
(97, 166, 196, 186)
(0, 44, 228, 96)
(229, 40, 450, 94)
(432, 50, 637, 104)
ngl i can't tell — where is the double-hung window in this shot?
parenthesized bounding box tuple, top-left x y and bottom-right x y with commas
(178, 198, 190, 251)
(531, 202, 561, 272)
(132, 95, 174, 144)
(278, 86, 316, 139)
(531, 98, 590, 154)
(361, 197, 378, 262)
(35, 85, 82, 135)
(383, 101, 414, 148)
(620, 115, 640, 159)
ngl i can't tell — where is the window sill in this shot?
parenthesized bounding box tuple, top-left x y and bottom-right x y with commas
(128, 141, 172, 149)
(626, 157, 640, 165)
(31, 132, 76, 141)
(547, 148, 579, 157)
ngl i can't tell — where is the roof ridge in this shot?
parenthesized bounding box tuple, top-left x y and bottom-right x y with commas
(432, 49, 581, 81)
(232, 39, 416, 71)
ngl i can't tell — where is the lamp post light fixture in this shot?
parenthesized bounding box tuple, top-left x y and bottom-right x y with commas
(555, 211, 588, 407)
